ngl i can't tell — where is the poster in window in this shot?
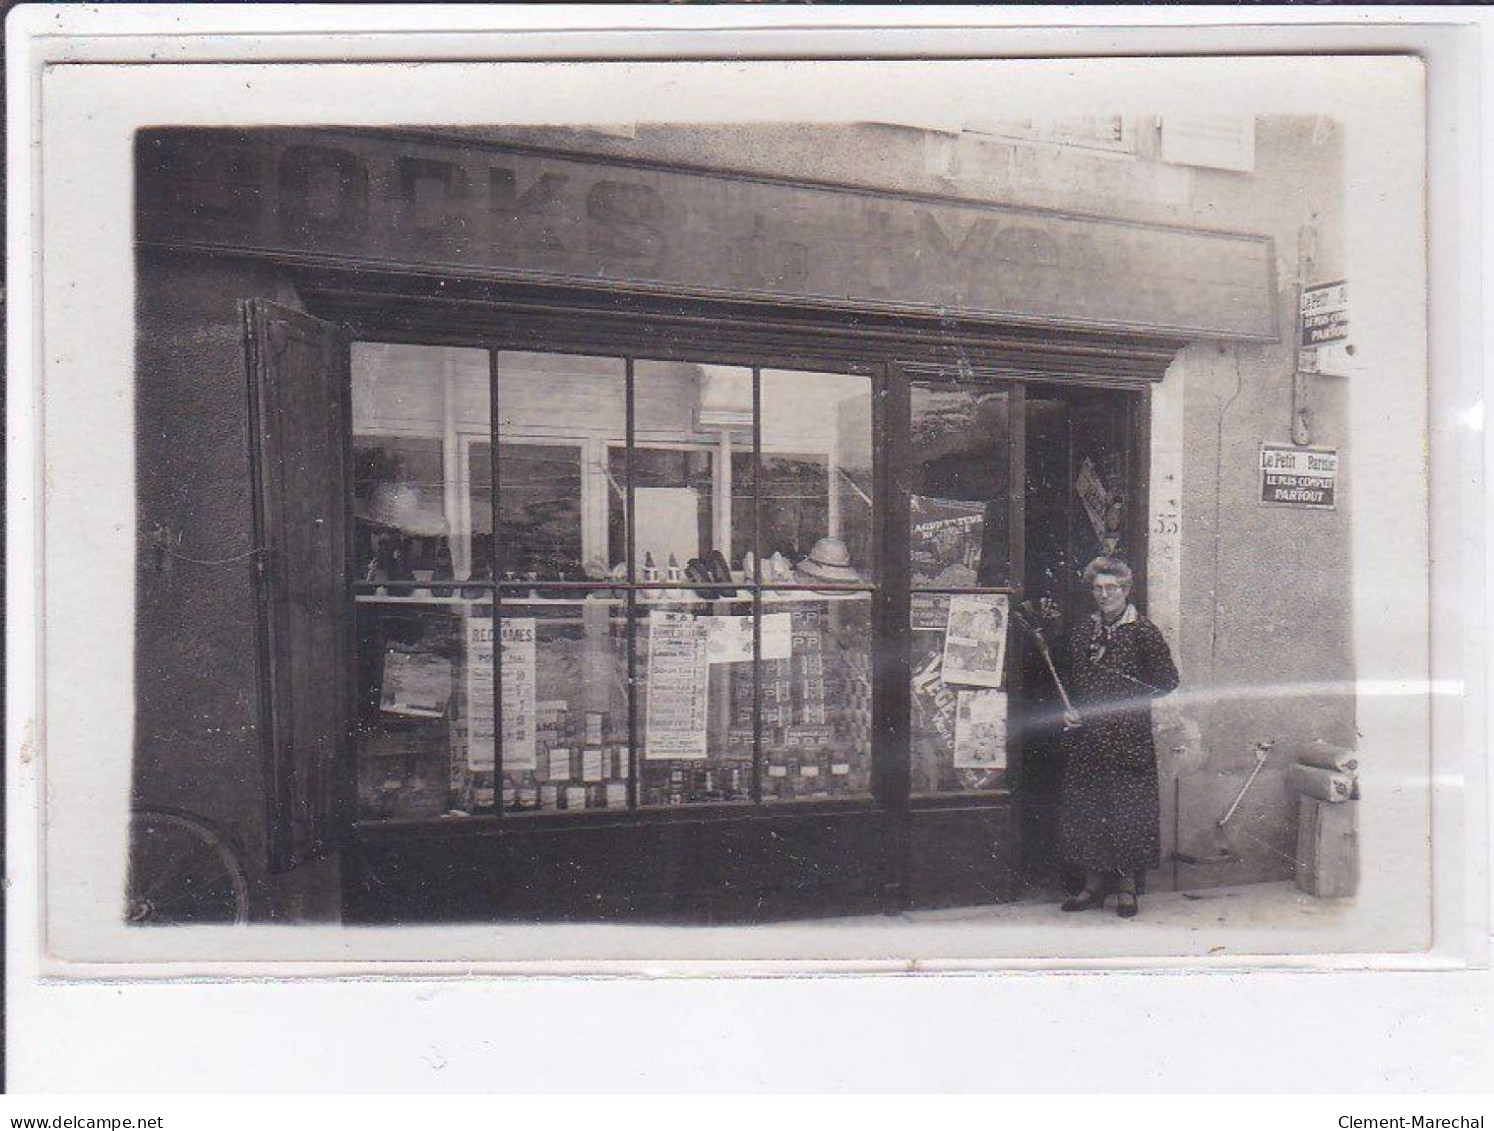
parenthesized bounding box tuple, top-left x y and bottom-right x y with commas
(911, 593, 950, 632)
(465, 620, 495, 770)
(953, 689, 1007, 770)
(911, 651, 957, 747)
(910, 494, 985, 587)
(644, 611, 710, 760)
(704, 613, 791, 664)
(500, 619, 538, 770)
(941, 593, 1008, 689)
(379, 649, 453, 719)
(1075, 456, 1110, 542)
(465, 616, 537, 771)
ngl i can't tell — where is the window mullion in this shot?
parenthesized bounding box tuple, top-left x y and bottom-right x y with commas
(1006, 381, 1026, 817)
(488, 347, 504, 815)
(750, 365, 763, 806)
(873, 360, 912, 901)
(625, 357, 639, 810)
(1008, 381, 1026, 598)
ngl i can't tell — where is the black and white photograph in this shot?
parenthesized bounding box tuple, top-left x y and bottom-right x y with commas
(14, 0, 1486, 989)
(9, 4, 1494, 1101)
(24, 52, 1446, 968)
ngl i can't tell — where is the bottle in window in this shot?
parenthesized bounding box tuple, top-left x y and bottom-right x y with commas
(461, 535, 491, 600)
(432, 540, 455, 598)
(642, 552, 661, 601)
(389, 538, 414, 583)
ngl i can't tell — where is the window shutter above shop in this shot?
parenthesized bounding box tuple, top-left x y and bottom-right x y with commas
(243, 299, 354, 873)
(1157, 115, 1256, 173)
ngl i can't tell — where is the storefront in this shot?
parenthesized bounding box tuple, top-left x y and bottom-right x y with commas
(131, 125, 1292, 924)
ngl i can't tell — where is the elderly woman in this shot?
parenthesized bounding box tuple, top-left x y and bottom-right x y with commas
(1057, 556, 1179, 919)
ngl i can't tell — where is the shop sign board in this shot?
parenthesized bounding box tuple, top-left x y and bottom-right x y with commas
(1260, 443, 1338, 510)
(1300, 281, 1348, 347)
(137, 127, 1278, 341)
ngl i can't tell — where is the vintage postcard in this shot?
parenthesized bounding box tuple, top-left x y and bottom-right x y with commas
(9, 3, 1494, 1101)
(12, 42, 1458, 977)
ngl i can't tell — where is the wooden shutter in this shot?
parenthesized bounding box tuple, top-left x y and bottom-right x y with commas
(1158, 115, 1256, 173)
(243, 299, 354, 873)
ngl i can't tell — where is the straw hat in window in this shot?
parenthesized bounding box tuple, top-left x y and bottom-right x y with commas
(794, 536, 864, 587)
(357, 482, 449, 536)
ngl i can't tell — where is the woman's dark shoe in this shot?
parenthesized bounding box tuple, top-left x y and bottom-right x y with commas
(1061, 890, 1106, 912)
(1116, 892, 1139, 919)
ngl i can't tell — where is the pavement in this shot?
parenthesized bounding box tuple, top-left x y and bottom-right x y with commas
(751, 879, 1379, 967)
(896, 879, 1336, 931)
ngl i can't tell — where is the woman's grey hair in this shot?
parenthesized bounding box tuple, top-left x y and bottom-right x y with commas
(1082, 556, 1133, 589)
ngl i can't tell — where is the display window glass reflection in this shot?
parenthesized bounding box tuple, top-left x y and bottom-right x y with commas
(350, 343, 493, 819)
(349, 346, 880, 818)
(636, 603, 754, 806)
(909, 382, 1013, 795)
(469, 440, 585, 586)
(607, 445, 715, 576)
(351, 343, 491, 595)
(497, 603, 632, 813)
(494, 351, 625, 584)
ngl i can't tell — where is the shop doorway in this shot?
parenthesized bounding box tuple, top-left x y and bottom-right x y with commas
(1016, 385, 1148, 890)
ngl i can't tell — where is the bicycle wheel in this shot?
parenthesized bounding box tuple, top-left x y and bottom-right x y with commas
(126, 808, 251, 925)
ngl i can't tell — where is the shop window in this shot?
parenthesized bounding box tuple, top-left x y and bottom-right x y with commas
(355, 604, 472, 820)
(628, 364, 876, 807)
(755, 370, 875, 800)
(489, 352, 629, 813)
(345, 347, 878, 818)
(309, 337, 1062, 832)
(245, 301, 1145, 883)
(635, 602, 755, 806)
(351, 342, 491, 585)
(304, 328, 1131, 828)
(909, 382, 1013, 795)
(350, 342, 493, 821)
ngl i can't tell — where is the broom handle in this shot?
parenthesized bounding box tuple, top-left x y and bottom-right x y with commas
(1035, 637, 1078, 716)
(1015, 611, 1078, 716)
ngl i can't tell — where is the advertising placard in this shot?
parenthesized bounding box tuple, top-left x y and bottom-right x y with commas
(644, 611, 710, 760)
(466, 616, 537, 771)
(1260, 444, 1338, 509)
(1300, 280, 1348, 347)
